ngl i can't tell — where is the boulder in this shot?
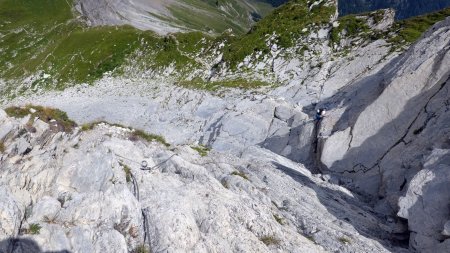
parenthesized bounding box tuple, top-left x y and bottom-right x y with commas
(398, 160, 450, 252)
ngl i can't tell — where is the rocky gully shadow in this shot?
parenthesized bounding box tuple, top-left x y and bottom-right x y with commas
(271, 161, 407, 251)
(0, 237, 71, 253)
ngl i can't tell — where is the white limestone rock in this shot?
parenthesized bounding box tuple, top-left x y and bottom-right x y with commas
(0, 188, 22, 238)
(443, 221, 450, 236)
(397, 153, 450, 252)
(0, 113, 401, 253)
(321, 127, 352, 168)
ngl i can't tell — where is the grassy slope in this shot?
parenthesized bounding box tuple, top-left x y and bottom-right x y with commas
(390, 7, 450, 44)
(0, 0, 449, 94)
(329, 7, 450, 51)
(0, 0, 204, 89)
(222, 0, 336, 68)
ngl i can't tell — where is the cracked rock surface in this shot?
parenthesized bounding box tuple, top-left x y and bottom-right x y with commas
(0, 114, 404, 252)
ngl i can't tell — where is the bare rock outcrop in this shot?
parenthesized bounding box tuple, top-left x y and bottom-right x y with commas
(0, 109, 403, 252)
(317, 17, 450, 252)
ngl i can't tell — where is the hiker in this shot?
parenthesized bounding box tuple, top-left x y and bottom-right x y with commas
(315, 108, 326, 121)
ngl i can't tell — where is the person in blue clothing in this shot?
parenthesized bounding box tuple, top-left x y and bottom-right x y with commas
(315, 108, 326, 121)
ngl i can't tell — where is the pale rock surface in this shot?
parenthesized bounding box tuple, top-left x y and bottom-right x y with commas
(0, 111, 402, 252)
(397, 150, 450, 252)
(443, 221, 450, 236)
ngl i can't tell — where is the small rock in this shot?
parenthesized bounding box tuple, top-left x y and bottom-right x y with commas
(443, 220, 450, 236)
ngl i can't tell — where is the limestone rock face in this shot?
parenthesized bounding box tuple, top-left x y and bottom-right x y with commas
(0, 112, 402, 252)
(316, 17, 450, 252)
(0, 188, 22, 239)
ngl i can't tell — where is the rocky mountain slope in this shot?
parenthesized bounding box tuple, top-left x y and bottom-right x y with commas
(0, 108, 403, 253)
(1, 0, 450, 252)
(75, 0, 288, 34)
(340, 0, 450, 19)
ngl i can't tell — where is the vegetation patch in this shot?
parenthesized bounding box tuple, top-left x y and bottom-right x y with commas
(25, 223, 42, 235)
(81, 122, 98, 132)
(79, 120, 169, 147)
(0, 141, 5, 153)
(1, 0, 448, 96)
(191, 145, 210, 157)
(5, 105, 76, 132)
(231, 170, 249, 181)
(0, 0, 206, 90)
(260, 236, 281, 246)
(273, 214, 285, 225)
(305, 235, 316, 244)
(179, 78, 271, 91)
(338, 236, 352, 244)
(130, 129, 170, 147)
(389, 7, 450, 46)
(132, 245, 151, 253)
(330, 14, 370, 45)
(120, 162, 132, 183)
(222, 0, 336, 68)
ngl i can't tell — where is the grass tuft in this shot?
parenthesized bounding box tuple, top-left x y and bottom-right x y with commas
(0, 142, 4, 153)
(231, 171, 249, 181)
(132, 244, 151, 253)
(273, 214, 284, 225)
(131, 130, 170, 147)
(260, 236, 280, 246)
(191, 145, 210, 157)
(26, 223, 42, 235)
(120, 162, 132, 183)
(338, 236, 352, 244)
(5, 105, 76, 132)
(178, 78, 271, 91)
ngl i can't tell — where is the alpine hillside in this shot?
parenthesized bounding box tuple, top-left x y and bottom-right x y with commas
(0, 0, 449, 253)
(339, 0, 450, 19)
